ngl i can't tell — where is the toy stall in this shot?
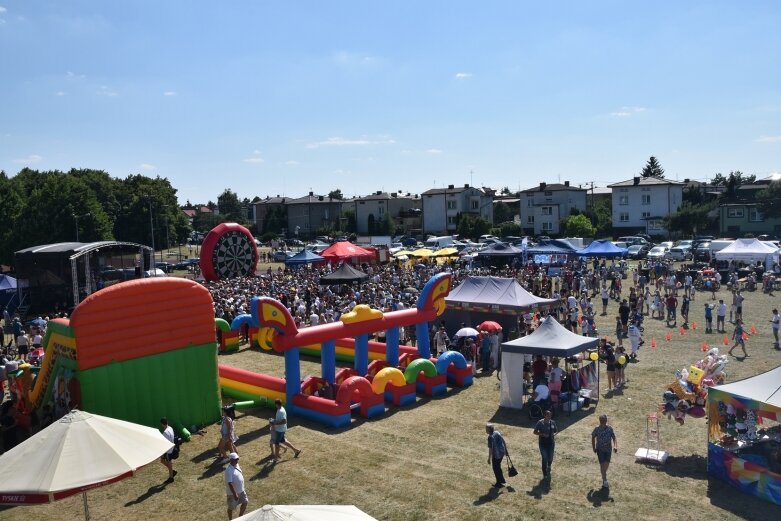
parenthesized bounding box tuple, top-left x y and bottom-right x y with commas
(707, 365, 781, 505)
(499, 316, 599, 413)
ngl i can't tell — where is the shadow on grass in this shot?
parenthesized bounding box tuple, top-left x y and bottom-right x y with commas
(527, 477, 551, 499)
(488, 404, 597, 432)
(473, 485, 515, 505)
(124, 483, 167, 507)
(197, 458, 231, 480)
(249, 459, 276, 481)
(586, 487, 614, 507)
(645, 454, 707, 480)
(707, 476, 781, 521)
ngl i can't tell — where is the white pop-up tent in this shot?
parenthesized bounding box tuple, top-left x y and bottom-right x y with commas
(235, 504, 378, 520)
(714, 238, 777, 267)
(499, 316, 599, 409)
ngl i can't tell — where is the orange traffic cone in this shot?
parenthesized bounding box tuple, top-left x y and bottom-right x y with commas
(750, 324, 757, 335)
(723, 335, 730, 346)
(743, 332, 749, 341)
(679, 326, 686, 336)
(650, 337, 657, 349)
(692, 321, 698, 330)
(701, 341, 708, 352)
(666, 332, 672, 342)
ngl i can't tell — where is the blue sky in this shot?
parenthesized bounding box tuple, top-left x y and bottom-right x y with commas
(1, 1, 779, 204)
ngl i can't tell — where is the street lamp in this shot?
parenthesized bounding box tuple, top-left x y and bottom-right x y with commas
(73, 212, 91, 242)
(144, 195, 155, 275)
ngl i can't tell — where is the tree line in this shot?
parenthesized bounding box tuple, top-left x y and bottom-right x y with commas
(0, 168, 190, 265)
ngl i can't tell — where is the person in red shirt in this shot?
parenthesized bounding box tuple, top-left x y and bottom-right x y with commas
(531, 355, 548, 386)
(665, 294, 678, 326)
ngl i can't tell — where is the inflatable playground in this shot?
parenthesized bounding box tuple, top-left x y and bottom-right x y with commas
(3, 278, 222, 438)
(2, 264, 472, 432)
(219, 272, 474, 428)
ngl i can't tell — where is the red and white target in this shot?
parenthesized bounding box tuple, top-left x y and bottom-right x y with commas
(199, 223, 258, 282)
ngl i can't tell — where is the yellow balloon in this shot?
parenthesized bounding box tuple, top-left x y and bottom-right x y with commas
(589, 352, 599, 361)
(618, 355, 627, 365)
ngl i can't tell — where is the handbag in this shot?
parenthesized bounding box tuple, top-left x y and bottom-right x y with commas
(506, 454, 518, 477)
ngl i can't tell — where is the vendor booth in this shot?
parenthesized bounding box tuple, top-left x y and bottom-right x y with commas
(714, 238, 777, 270)
(575, 240, 627, 258)
(285, 248, 325, 267)
(318, 263, 369, 285)
(707, 365, 781, 505)
(443, 276, 559, 336)
(526, 240, 576, 266)
(500, 316, 599, 411)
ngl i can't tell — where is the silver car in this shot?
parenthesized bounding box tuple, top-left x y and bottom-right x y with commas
(666, 246, 692, 261)
(647, 246, 669, 261)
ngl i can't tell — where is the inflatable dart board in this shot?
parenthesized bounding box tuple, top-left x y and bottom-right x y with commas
(199, 223, 259, 281)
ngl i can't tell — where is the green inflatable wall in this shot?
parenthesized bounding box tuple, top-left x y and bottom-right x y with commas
(79, 342, 221, 431)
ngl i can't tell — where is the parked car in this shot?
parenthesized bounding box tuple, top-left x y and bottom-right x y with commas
(626, 244, 651, 259)
(666, 246, 692, 261)
(143, 268, 167, 278)
(479, 234, 500, 243)
(617, 236, 650, 246)
(647, 246, 669, 261)
(694, 241, 712, 262)
(286, 239, 305, 247)
(271, 251, 293, 262)
(657, 241, 674, 250)
(155, 262, 174, 273)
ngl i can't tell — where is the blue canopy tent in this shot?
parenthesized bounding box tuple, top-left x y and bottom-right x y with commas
(575, 239, 627, 258)
(285, 249, 325, 266)
(0, 274, 17, 312)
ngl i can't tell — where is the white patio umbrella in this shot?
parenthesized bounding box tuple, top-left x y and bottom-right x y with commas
(235, 504, 378, 521)
(454, 327, 480, 338)
(0, 409, 173, 520)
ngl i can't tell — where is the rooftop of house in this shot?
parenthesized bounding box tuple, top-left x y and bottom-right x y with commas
(422, 183, 486, 196)
(521, 182, 586, 193)
(354, 191, 419, 201)
(607, 176, 685, 188)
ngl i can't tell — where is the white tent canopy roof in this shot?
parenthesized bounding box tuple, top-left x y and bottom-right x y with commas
(711, 365, 781, 408)
(713, 238, 777, 262)
(501, 315, 599, 356)
(235, 504, 378, 521)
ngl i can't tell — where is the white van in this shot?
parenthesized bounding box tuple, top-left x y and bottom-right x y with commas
(709, 239, 735, 256)
(424, 236, 456, 249)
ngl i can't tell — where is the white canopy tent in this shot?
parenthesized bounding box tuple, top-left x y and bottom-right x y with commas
(235, 504, 378, 520)
(499, 316, 599, 409)
(714, 238, 778, 269)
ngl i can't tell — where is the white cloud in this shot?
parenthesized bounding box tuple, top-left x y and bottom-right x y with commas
(285, 160, 299, 165)
(756, 135, 781, 143)
(13, 154, 42, 164)
(97, 85, 118, 97)
(426, 148, 442, 154)
(306, 136, 395, 149)
(0, 7, 7, 13)
(55, 91, 66, 96)
(244, 150, 264, 163)
(610, 106, 647, 117)
(163, 91, 177, 96)
(66, 71, 86, 79)
(332, 51, 377, 67)
(455, 72, 473, 79)
(139, 163, 156, 170)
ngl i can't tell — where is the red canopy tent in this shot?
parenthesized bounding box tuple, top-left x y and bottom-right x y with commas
(320, 242, 375, 263)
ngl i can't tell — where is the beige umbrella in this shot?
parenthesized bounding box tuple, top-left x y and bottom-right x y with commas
(0, 409, 174, 519)
(432, 247, 459, 257)
(409, 248, 435, 257)
(235, 504, 378, 520)
(392, 250, 413, 257)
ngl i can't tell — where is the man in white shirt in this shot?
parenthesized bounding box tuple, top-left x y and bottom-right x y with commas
(717, 300, 728, 333)
(225, 452, 248, 519)
(532, 382, 550, 409)
(159, 417, 177, 483)
(771, 309, 780, 349)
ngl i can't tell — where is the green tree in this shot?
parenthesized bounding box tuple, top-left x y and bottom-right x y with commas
(757, 182, 781, 219)
(640, 156, 665, 178)
(493, 201, 516, 224)
(663, 201, 717, 236)
(217, 189, 245, 223)
(328, 189, 344, 200)
(491, 222, 522, 237)
(342, 210, 357, 233)
(0, 172, 24, 264)
(456, 214, 491, 240)
(585, 198, 612, 236)
(562, 214, 595, 237)
(375, 212, 396, 235)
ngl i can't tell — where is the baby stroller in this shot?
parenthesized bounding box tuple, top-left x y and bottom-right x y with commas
(632, 309, 645, 332)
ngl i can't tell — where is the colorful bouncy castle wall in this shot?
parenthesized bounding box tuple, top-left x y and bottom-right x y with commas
(707, 367, 781, 506)
(14, 278, 222, 435)
(220, 272, 474, 428)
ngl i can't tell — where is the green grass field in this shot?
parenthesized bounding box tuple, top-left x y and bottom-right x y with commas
(3, 269, 781, 520)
